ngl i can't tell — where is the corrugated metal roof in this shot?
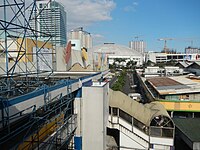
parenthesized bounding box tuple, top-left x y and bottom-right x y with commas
(187, 61, 200, 68)
(175, 61, 192, 68)
(146, 76, 200, 95)
(157, 85, 188, 90)
(147, 77, 183, 87)
(173, 118, 200, 142)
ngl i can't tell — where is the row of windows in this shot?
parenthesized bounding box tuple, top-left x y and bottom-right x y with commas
(109, 107, 174, 138)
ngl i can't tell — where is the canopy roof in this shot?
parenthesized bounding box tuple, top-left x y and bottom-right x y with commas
(90, 43, 142, 57)
(109, 89, 171, 126)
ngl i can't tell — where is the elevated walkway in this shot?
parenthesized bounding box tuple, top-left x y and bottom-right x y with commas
(108, 89, 175, 150)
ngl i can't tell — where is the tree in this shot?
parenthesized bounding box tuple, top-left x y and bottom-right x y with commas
(126, 60, 136, 70)
(114, 58, 126, 68)
(111, 70, 126, 91)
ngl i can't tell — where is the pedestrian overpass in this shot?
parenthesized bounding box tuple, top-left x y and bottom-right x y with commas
(108, 89, 175, 150)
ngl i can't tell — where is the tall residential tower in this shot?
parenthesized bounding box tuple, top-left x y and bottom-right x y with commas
(30, 1, 67, 46)
(129, 40, 146, 55)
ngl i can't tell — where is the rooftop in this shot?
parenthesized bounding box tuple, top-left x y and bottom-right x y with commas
(173, 118, 200, 142)
(90, 43, 142, 57)
(146, 75, 200, 95)
(147, 77, 184, 87)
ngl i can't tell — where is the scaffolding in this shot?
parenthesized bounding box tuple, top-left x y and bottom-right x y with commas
(0, 1, 76, 149)
(0, 0, 56, 91)
(0, 75, 77, 149)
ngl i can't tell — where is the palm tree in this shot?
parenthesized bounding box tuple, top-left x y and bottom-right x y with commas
(126, 60, 136, 70)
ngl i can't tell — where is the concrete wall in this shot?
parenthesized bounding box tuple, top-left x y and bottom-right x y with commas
(145, 67, 160, 73)
(82, 82, 109, 150)
(135, 72, 155, 102)
(0, 61, 38, 74)
(71, 49, 89, 69)
(56, 46, 68, 71)
(74, 97, 81, 136)
(189, 93, 200, 101)
(120, 131, 146, 150)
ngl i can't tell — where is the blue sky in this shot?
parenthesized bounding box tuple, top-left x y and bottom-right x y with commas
(1, 0, 199, 52)
(84, 0, 200, 52)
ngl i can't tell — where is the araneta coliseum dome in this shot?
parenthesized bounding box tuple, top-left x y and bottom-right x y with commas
(89, 43, 143, 67)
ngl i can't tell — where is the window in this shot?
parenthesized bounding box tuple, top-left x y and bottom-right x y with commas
(112, 108, 118, 116)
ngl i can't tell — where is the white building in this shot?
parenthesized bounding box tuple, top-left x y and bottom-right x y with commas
(68, 27, 92, 50)
(146, 51, 200, 63)
(129, 40, 146, 55)
(90, 43, 143, 70)
(185, 47, 200, 54)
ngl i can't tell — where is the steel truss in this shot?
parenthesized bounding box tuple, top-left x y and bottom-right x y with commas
(0, 0, 56, 92)
(0, 1, 76, 149)
(0, 85, 76, 149)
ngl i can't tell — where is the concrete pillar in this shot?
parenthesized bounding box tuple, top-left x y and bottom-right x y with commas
(81, 82, 109, 150)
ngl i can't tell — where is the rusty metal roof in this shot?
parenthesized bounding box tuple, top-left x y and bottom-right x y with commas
(147, 77, 183, 87)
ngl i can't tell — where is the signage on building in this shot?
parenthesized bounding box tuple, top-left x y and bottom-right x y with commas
(196, 54, 200, 60)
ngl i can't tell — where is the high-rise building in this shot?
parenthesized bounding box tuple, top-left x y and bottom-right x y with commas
(30, 1, 67, 46)
(129, 40, 146, 55)
(68, 27, 92, 50)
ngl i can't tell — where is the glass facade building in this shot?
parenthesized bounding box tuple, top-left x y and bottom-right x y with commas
(30, 1, 67, 46)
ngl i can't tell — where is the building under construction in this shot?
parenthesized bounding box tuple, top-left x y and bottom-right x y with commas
(0, 1, 175, 150)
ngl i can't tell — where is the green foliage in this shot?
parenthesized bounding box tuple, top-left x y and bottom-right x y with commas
(112, 70, 126, 91)
(143, 60, 156, 68)
(156, 59, 177, 68)
(126, 60, 136, 69)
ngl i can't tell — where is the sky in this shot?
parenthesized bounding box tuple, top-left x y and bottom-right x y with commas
(57, 0, 200, 52)
(1, 0, 199, 52)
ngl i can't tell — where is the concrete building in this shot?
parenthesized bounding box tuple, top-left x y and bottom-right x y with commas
(75, 81, 109, 150)
(0, 69, 175, 149)
(90, 43, 143, 70)
(30, 1, 67, 46)
(175, 61, 192, 73)
(137, 68, 200, 150)
(108, 90, 174, 150)
(146, 76, 200, 102)
(68, 27, 92, 49)
(129, 40, 146, 55)
(143, 66, 184, 78)
(186, 61, 200, 76)
(185, 46, 200, 54)
(0, 38, 54, 73)
(146, 51, 200, 63)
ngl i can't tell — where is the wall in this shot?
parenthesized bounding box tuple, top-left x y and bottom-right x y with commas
(56, 46, 68, 71)
(17, 38, 53, 62)
(82, 82, 109, 150)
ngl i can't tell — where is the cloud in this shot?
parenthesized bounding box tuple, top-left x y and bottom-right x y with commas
(92, 34, 104, 38)
(123, 1, 138, 12)
(91, 33, 105, 45)
(0, 0, 115, 45)
(56, 0, 116, 30)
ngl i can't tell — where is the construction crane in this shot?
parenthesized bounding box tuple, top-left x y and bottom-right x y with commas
(158, 38, 174, 53)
